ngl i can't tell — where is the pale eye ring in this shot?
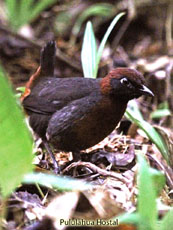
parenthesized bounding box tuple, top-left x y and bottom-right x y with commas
(120, 77, 129, 85)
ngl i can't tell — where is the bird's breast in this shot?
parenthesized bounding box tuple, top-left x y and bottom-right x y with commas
(55, 96, 127, 151)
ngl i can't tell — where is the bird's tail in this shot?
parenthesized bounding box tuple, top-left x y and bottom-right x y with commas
(40, 40, 56, 76)
(21, 41, 56, 101)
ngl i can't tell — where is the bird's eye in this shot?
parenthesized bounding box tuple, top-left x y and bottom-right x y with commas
(120, 77, 129, 85)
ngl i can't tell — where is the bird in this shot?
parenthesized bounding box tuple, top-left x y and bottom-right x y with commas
(22, 41, 154, 173)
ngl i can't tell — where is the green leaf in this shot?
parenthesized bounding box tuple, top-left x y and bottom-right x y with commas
(5, 0, 56, 31)
(0, 67, 33, 197)
(118, 213, 141, 225)
(18, 0, 35, 28)
(55, 12, 73, 35)
(151, 109, 171, 119)
(149, 168, 165, 195)
(151, 102, 171, 119)
(23, 172, 92, 191)
(117, 155, 161, 230)
(6, 0, 19, 30)
(126, 100, 144, 121)
(81, 12, 125, 78)
(95, 12, 125, 77)
(15, 87, 26, 99)
(16, 87, 26, 93)
(158, 101, 169, 110)
(81, 21, 97, 78)
(71, 3, 114, 43)
(118, 213, 150, 229)
(137, 154, 157, 230)
(159, 209, 173, 230)
(29, 0, 56, 24)
(5, 0, 16, 19)
(125, 103, 169, 163)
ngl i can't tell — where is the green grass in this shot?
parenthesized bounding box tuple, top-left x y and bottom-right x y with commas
(81, 12, 125, 78)
(5, 0, 56, 31)
(117, 154, 172, 230)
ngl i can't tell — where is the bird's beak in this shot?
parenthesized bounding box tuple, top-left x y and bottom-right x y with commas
(140, 85, 154, 97)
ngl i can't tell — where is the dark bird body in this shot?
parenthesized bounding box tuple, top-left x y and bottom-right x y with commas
(22, 41, 153, 171)
(24, 76, 127, 151)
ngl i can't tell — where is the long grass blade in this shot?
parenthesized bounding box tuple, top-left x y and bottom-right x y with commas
(137, 154, 157, 230)
(125, 108, 169, 163)
(24, 172, 92, 191)
(18, 0, 35, 28)
(81, 21, 97, 78)
(5, 0, 19, 30)
(95, 12, 125, 77)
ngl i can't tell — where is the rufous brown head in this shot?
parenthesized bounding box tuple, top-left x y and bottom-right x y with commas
(100, 68, 154, 101)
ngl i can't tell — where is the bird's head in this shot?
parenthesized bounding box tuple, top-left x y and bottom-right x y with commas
(100, 68, 154, 101)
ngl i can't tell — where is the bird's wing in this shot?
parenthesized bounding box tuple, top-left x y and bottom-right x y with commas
(46, 94, 101, 138)
(23, 77, 100, 114)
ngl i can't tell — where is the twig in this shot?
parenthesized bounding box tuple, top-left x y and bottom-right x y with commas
(62, 161, 129, 184)
(165, 1, 173, 48)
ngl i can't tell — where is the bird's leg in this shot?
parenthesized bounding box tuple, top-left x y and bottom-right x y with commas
(42, 140, 60, 174)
